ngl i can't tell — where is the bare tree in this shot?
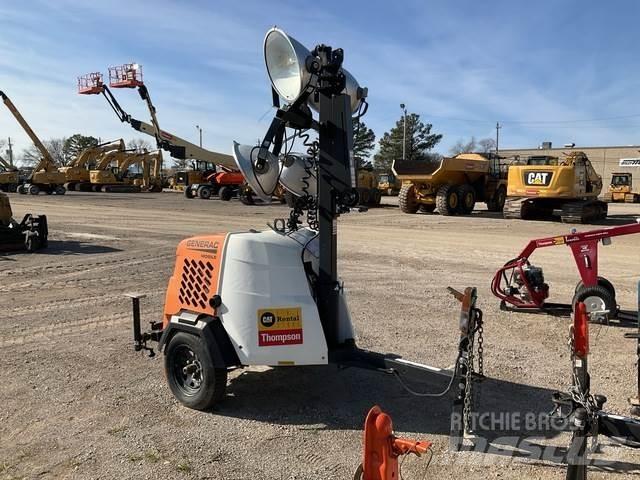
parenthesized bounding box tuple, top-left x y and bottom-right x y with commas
(449, 137, 496, 156)
(21, 138, 66, 167)
(127, 138, 153, 153)
(478, 138, 497, 153)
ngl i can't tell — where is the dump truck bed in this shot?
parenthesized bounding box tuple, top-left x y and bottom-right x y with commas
(393, 154, 490, 183)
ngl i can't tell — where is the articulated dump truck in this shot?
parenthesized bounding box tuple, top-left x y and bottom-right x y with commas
(392, 153, 507, 215)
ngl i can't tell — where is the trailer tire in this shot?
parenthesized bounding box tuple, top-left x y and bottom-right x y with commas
(218, 186, 233, 201)
(165, 332, 227, 411)
(398, 183, 419, 214)
(239, 189, 254, 205)
(55, 186, 66, 195)
(184, 187, 194, 199)
(436, 184, 459, 216)
(456, 184, 476, 215)
(17, 184, 26, 194)
(29, 185, 40, 195)
(198, 186, 212, 200)
(574, 277, 616, 301)
(573, 284, 616, 320)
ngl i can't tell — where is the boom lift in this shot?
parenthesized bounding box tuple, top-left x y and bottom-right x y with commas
(77, 68, 235, 170)
(58, 139, 125, 191)
(0, 91, 66, 195)
(128, 29, 486, 450)
(504, 152, 607, 223)
(0, 153, 19, 192)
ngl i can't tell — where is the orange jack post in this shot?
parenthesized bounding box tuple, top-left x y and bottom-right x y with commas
(108, 63, 144, 89)
(360, 406, 432, 480)
(77, 72, 104, 95)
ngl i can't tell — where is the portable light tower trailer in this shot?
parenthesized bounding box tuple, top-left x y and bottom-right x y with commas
(128, 28, 485, 446)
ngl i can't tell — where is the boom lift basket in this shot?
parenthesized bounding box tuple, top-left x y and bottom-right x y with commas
(109, 64, 143, 89)
(77, 72, 104, 95)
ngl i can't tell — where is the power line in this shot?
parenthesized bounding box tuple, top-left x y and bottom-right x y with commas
(423, 112, 640, 126)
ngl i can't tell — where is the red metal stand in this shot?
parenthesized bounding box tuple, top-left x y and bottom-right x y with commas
(359, 406, 431, 480)
(108, 63, 144, 89)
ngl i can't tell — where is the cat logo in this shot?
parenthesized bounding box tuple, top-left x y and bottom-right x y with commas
(524, 171, 553, 186)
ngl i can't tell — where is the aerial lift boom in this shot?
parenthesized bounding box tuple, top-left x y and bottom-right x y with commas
(78, 70, 235, 169)
(0, 91, 66, 195)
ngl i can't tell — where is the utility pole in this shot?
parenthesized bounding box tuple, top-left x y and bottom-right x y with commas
(495, 122, 501, 154)
(195, 125, 203, 148)
(7, 137, 13, 166)
(400, 104, 407, 160)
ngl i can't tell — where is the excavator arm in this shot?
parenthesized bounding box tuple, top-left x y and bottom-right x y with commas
(0, 91, 57, 172)
(70, 139, 125, 169)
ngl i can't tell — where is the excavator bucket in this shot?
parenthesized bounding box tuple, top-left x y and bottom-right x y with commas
(109, 64, 143, 89)
(78, 72, 104, 95)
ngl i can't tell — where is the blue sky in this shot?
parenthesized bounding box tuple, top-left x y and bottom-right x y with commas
(1, 0, 639, 163)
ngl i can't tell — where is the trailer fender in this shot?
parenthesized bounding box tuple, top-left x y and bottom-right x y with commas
(159, 312, 240, 369)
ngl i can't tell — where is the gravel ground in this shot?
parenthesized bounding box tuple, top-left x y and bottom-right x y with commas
(1, 191, 640, 480)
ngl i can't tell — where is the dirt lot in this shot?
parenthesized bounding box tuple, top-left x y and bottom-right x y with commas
(1, 192, 640, 480)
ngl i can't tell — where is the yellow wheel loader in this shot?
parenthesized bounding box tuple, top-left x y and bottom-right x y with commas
(392, 153, 507, 215)
(0, 154, 19, 192)
(59, 139, 125, 191)
(0, 192, 48, 252)
(377, 171, 401, 196)
(1, 91, 66, 195)
(504, 151, 607, 223)
(357, 167, 382, 206)
(603, 173, 640, 203)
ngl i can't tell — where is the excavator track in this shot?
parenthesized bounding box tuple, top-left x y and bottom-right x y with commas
(504, 197, 607, 224)
(559, 200, 608, 224)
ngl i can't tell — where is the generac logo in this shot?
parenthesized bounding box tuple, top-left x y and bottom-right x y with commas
(186, 239, 219, 251)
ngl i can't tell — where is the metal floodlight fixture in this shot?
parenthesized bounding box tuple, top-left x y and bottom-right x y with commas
(132, 63, 140, 70)
(279, 153, 317, 198)
(263, 27, 366, 113)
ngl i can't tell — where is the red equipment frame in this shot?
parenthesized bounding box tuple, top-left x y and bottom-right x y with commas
(78, 72, 104, 95)
(108, 63, 144, 89)
(492, 221, 640, 310)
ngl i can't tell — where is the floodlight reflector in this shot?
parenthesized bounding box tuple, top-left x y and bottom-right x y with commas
(264, 27, 312, 102)
(233, 142, 279, 203)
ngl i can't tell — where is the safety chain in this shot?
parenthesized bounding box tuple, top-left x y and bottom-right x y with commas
(463, 309, 484, 435)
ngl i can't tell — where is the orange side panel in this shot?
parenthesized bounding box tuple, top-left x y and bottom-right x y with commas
(163, 233, 228, 326)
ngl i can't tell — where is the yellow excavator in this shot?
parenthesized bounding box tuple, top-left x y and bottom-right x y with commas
(504, 151, 607, 223)
(58, 139, 125, 191)
(603, 173, 640, 203)
(0, 153, 19, 192)
(1, 91, 66, 195)
(89, 149, 162, 193)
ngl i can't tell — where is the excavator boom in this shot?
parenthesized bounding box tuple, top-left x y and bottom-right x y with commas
(0, 91, 57, 171)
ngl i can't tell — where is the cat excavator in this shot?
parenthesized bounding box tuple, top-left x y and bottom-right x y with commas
(58, 139, 125, 191)
(89, 149, 162, 193)
(0, 153, 19, 192)
(1, 91, 66, 195)
(503, 151, 607, 223)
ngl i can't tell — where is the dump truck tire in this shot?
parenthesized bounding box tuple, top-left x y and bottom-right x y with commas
(456, 184, 476, 215)
(398, 184, 419, 214)
(436, 184, 459, 216)
(372, 189, 382, 206)
(487, 186, 507, 212)
(199, 186, 212, 200)
(218, 186, 233, 201)
(165, 332, 228, 411)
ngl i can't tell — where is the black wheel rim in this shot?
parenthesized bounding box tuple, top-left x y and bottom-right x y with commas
(171, 345, 204, 396)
